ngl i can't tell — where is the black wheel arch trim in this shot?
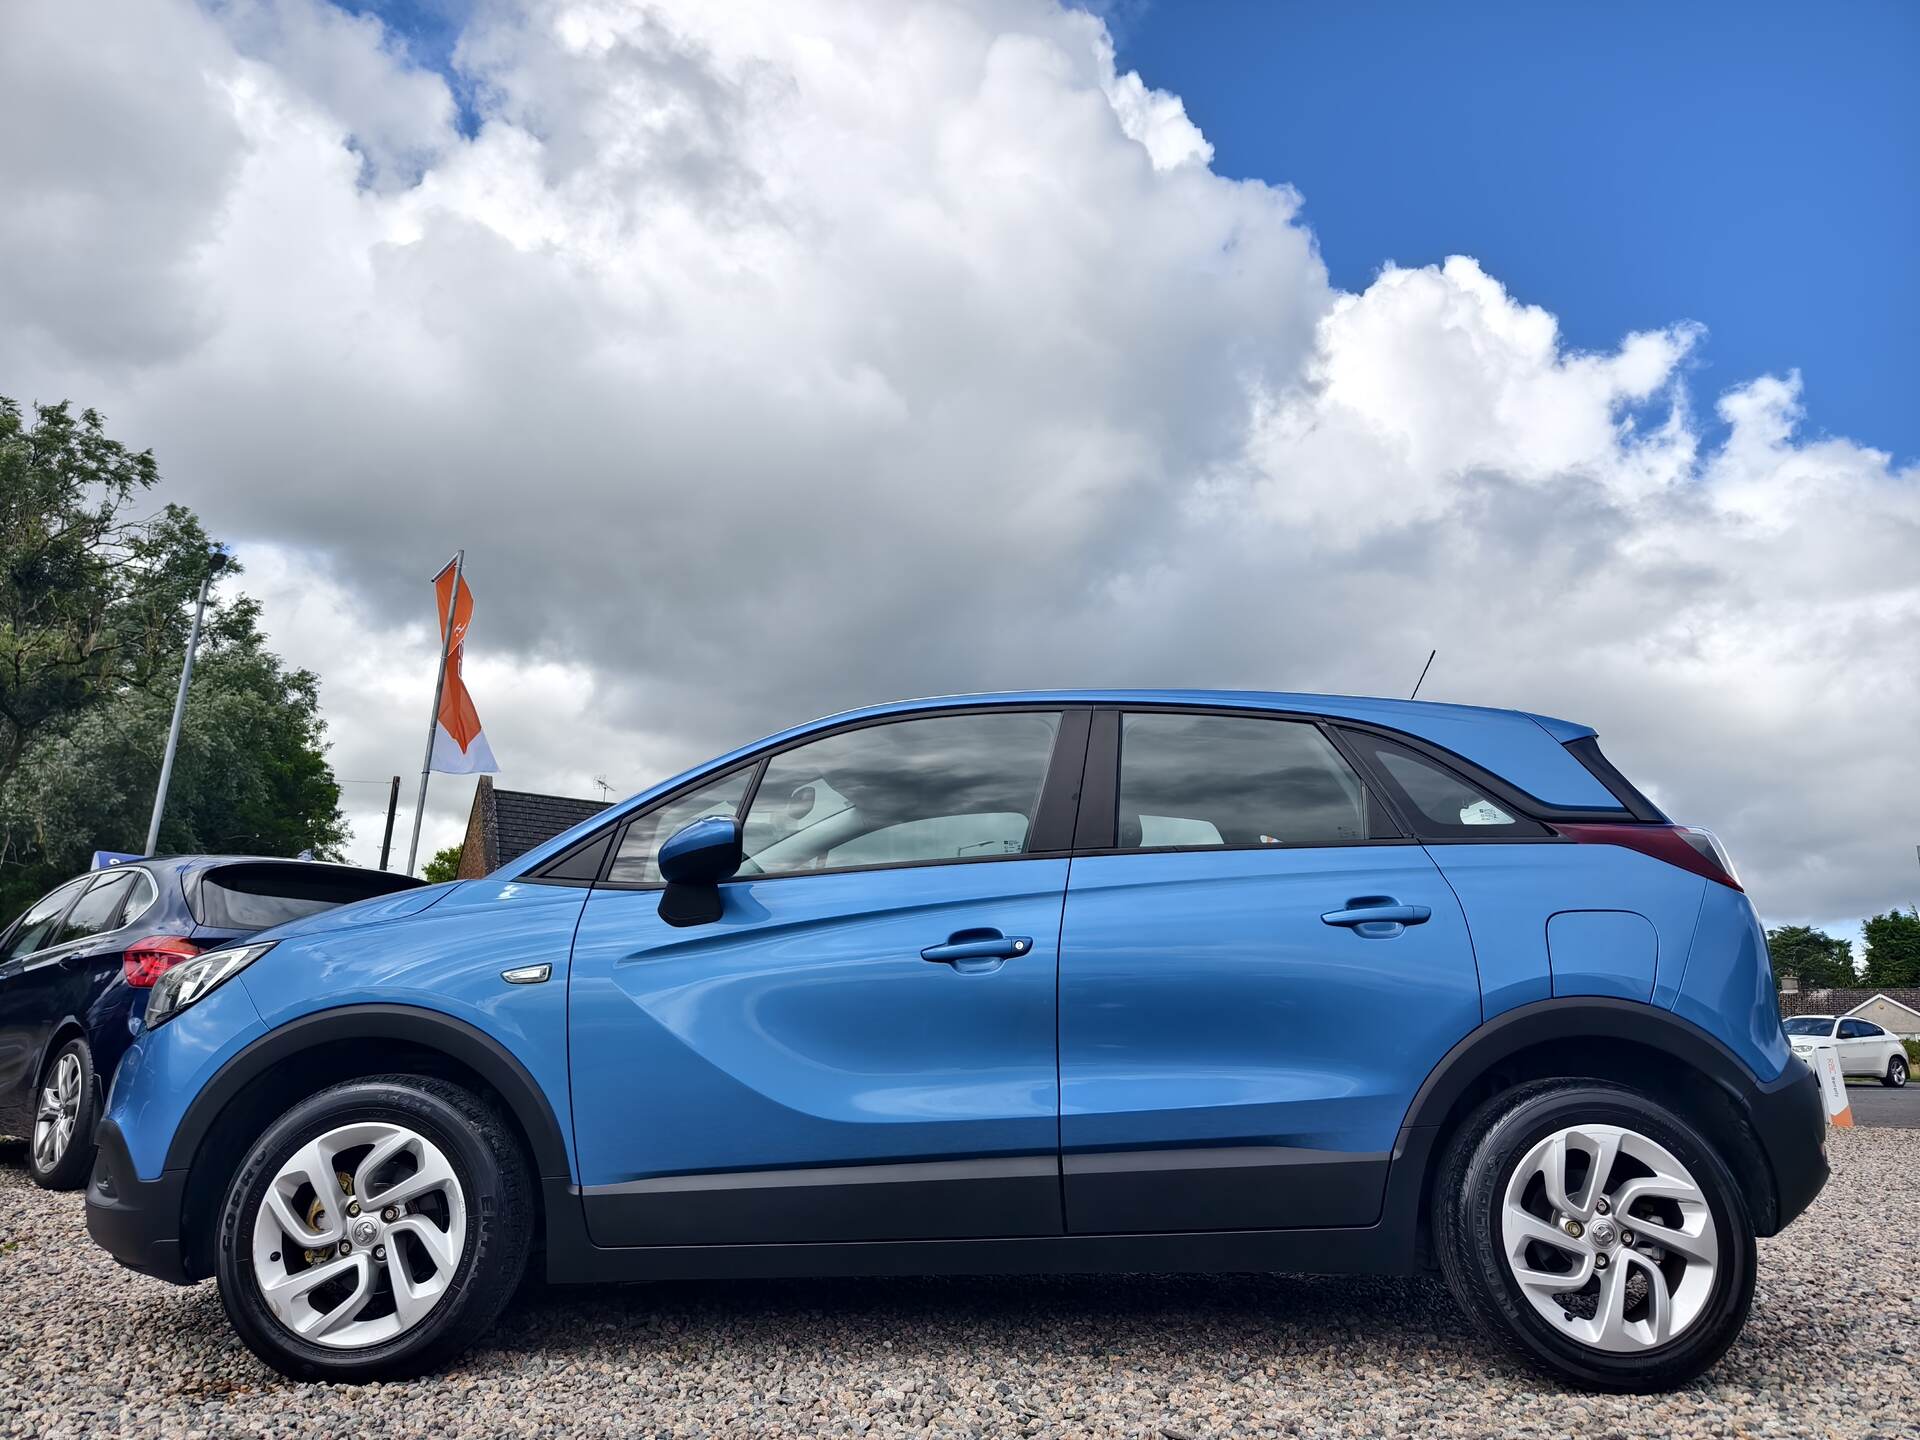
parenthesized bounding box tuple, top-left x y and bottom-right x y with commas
(166, 1003, 571, 1179)
(1400, 997, 1773, 1132)
(1395, 996, 1826, 1237)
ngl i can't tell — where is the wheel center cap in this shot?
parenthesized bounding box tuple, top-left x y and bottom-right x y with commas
(351, 1218, 379, 1247)
(1589, 1217, 1618, 1248)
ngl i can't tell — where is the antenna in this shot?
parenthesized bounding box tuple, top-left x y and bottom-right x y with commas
(593, 775, 613, 802)
(1409, 649, 1436, 700)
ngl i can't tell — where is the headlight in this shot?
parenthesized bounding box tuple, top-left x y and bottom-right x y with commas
(145, 942, 275, 1027)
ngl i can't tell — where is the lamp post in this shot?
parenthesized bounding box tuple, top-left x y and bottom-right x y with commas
(145, 549, 227, 856)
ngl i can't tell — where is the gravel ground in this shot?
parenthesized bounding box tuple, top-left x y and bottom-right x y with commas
(1, 1130, 1914, 1440)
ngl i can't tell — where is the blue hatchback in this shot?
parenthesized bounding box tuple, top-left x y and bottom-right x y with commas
(84, 692, 1826, 1391)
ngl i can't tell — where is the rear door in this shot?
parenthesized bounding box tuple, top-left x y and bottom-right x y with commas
(1836, 1018, 1881, 1075)
(568, 708, 1086, 1247)
(1058, 708, 1480, 1234)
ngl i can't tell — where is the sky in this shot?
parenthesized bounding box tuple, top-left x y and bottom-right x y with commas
(1, 0, 1916, 938)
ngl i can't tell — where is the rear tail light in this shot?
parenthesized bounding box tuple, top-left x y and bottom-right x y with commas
(1554, 824, 1743, 891)
(123, 935, 203, 987)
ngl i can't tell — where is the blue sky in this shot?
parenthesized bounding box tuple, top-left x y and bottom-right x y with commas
(1113, 0, 1919, 463)
(352, 0, 1918, 462)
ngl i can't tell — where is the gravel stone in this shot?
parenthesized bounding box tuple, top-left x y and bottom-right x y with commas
(1, 1129, 1914, 1438)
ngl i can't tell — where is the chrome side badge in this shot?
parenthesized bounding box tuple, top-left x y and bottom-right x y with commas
(501, 963, 552, 985)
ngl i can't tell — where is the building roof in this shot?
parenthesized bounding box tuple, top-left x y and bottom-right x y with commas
(493, 789, 611, 866)
(456, 776, 610, 879)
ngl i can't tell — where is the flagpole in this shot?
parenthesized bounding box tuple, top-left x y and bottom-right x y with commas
(406, 550, 464, 876)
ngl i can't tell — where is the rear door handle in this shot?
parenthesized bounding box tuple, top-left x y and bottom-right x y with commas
(921, 930, 1032, 972)
(1321, 898, 1431, 939)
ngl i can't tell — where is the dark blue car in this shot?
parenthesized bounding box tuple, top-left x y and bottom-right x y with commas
(0, 856, 422, 1189)
(84, 693, 1827, 1391)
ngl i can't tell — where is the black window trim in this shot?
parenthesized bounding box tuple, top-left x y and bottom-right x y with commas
(528, 697, 1638, 890)
(535, 704, 1094, 892)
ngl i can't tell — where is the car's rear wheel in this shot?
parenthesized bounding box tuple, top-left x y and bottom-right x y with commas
(215, 1075, 532, 1381)
(1433, 1079, 1754, 1392)
(29, 1038, 98, 1191)
(1885, 1054, 1908, 1088)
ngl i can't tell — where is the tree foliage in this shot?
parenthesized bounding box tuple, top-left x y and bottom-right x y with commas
(422, 843, 463, 884)
(0, 398, 345, 919)
(1765, 923, 1857, 991)
(1862, 910, 1920, 989)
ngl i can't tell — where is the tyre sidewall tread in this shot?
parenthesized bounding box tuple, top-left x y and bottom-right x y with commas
(29, 1037, 98, 1191)
(215, 1074, 532, 1382)
(1433, 1078, 1756, 1393)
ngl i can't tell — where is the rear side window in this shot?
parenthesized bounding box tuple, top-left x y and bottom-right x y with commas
(54, 871, 137, 945)
(1115, 713, 1386, 849)
(1342, 732, 1550, 841)
(193, 864, 420, 930)
(1839, 1019, 1879, 1039)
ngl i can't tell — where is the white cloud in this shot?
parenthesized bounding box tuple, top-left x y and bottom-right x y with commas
(1, 0, 1914, 930)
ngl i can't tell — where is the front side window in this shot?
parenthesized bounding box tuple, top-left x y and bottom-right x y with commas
(607, 767, 753, 886)
(1342, 732, 1550, 840)
(2, 879, 88, 962)
(741, 712, 1062, 876)
(55, 871, 137, 946)
(1115, 713, 1381, 849)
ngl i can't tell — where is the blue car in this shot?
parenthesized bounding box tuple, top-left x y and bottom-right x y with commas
(84, 692, 1826, 1391)
(0, 857, 423, 1189)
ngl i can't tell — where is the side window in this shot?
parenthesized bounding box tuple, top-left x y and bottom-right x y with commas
(1857, 1021, 1886, 1038)
(1342, 731, 1550, 840)
(1838, 1019, 1873, 1040)
(2, 879, 88, 962)
(606, 767, 753, 886)
(741, 712, 1062, 876)
(53, 871, 137, 946)
(120, 870, 160, 930)
(1116, 713, 1383, 849)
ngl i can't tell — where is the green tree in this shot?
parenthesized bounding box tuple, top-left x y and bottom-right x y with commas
(1765, 924, 1857, 990)
(1862, 910, 1920, 989)
(422, 843, 464, 884)
(0, 399, 346, 919)
(0, 399, 227, 789)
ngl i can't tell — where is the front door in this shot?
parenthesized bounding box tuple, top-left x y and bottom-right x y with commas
(568, 708, 1085, 1247)
(0, 877, 89, 1130)
(1059, 709, 1483, 1233)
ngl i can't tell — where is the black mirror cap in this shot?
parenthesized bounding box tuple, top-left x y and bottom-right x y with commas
(656, 815, 744, 888)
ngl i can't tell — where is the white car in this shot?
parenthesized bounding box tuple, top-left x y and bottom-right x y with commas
(1784, 1014, 1909, 1087)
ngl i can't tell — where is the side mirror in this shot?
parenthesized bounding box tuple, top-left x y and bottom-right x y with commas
(656, 815, 742, 927)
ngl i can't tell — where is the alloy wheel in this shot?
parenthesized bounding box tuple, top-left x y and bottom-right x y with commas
(32, 1051, 83, 1174)
(1893, 1057, 1908, 1087)
(250, 1121, 468, 1349)
(1500, 1124, 1719, 1353)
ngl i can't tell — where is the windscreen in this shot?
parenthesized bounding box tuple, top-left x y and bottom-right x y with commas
(193, 863, 422, 931)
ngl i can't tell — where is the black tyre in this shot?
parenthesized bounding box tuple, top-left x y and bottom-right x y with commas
(29, 1037, 99, 1191)
(1433, 1079, 1755, 1392)
(215, 1074, 532, 1382)
(1885, 1054, 1908, 1088)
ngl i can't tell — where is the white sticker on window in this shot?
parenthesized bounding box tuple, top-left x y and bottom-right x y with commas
(1459, 799, 1515, 826)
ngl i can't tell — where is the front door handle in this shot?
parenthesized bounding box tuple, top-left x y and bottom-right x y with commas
(1321, 897, 1431, 939)
(921, 930, 1032, 972)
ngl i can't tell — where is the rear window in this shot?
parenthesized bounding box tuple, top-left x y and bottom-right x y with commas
(192, 863, 421, 930)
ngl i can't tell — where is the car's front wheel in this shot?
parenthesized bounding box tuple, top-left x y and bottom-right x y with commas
(30, 1037, 99, 1191)
(1885, 1054, 1909, 1088)
(1433, 1079, 1755, 1392)
(215, 1074, 533, 1381)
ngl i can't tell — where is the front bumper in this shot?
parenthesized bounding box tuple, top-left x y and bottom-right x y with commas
(85, 1116, 195, 1286)
(1747, 1056, 1829, 1234)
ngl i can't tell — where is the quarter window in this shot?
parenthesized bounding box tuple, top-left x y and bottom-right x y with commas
(1342, 732, 1550, 840)
(1115, 713, 1383, 849)
(741, 712, 1062, 876)
(607, 767, 753, 886)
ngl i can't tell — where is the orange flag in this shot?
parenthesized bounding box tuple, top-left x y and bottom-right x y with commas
(429, 562, 498, 774)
